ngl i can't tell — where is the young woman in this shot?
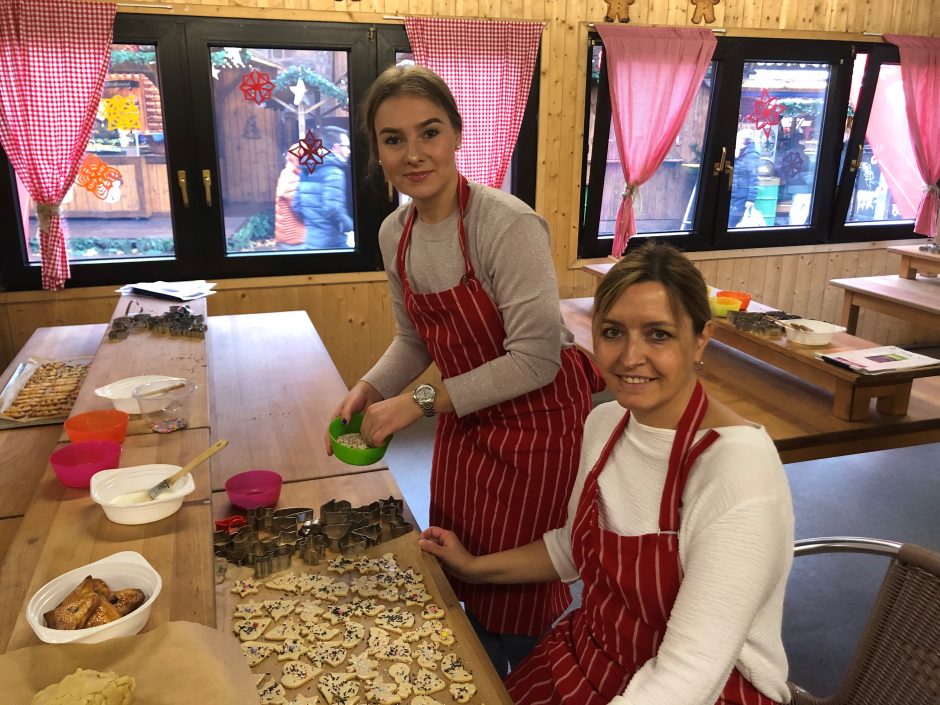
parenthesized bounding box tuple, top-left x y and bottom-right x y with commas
(327, 65, 603, 675)
(420, 243, 794, 704)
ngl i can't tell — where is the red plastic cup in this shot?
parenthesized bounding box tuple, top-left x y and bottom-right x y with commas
(50, 441, 122, 488)
(64, 409, 129, 444)
(224, 470, 283, 509)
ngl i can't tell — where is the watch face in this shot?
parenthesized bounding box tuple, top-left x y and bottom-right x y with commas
(415, 385, 435, 403)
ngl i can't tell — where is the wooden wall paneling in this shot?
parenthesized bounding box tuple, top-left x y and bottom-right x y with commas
(695, 259, 719, 288)
(818, 251, 844, 323)
(745, 254, 767, 302)
(760, 254, 783, 307)
(768, 0, 796, 30)
(557, 7, 585, 275)
(713, 257, 735, 289)
(919, 0, 940, 35)
(888, 0, 915, 34)
(434, 0, 457, 16)
(344, 282, 375, 382)
(730, 256, 750, 293)
(773, 252, 797, 312)
(740, 0, 763, 29)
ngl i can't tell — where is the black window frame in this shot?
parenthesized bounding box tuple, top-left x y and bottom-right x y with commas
(578, 35, 919, 259)
(0, 15, 541, 291)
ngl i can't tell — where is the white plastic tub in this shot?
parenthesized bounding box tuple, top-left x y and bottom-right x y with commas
(94, 375, 187, 415)
(91, 464, 195, 525)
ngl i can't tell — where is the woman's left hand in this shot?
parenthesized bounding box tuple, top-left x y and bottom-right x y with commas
(358, 393, 423, 447)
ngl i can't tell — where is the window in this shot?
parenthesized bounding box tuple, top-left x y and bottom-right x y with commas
(0, 16, 539, 290)
(579, 37, 916, 258)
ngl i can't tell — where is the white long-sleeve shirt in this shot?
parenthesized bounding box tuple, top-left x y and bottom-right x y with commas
(544, 401, 794, 705)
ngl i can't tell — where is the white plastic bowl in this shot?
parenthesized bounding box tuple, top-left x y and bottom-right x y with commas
(780, 319, 847, 346)
(95, 375, 187, 415)
(91, 464, 195, 525)
(26, 551, 162, 644)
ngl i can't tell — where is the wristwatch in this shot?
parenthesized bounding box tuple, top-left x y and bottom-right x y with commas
(412, 383, 437, 417)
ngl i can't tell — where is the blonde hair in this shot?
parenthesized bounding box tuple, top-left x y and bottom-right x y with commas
(359, 65, 463, 169)
(592, 243, 711, 340)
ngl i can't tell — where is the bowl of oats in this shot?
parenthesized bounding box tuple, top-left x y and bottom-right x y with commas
(328, 412, 392, 466)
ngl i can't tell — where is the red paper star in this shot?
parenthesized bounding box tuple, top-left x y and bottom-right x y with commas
(76, 154, 122, 200)
(239, 69, 275, 105)
(289, 129, 332, 174)
(746, 88, 785, 138)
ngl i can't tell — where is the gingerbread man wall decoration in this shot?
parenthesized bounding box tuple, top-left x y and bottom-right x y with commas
(604, 0, 635, 23)
(690, 0, 720, 24)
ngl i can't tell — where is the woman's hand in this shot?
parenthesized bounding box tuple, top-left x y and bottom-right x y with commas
(419, 527, 482, 582)
(325, 381, 384, 455)
(358, 393, 423, 448)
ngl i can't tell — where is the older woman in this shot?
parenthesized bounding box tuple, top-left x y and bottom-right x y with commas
(420, 243, 794, 705)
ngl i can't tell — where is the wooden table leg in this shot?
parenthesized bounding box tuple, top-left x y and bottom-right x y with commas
(833, 380, 870, 421)
(875, 381, 913, 416)
(898, 255, 917, 279)
(839, 292, 860, 334)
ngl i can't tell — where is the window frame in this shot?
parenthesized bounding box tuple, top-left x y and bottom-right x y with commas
(0, 15, 541, 290)
(577, 35, 920, 259)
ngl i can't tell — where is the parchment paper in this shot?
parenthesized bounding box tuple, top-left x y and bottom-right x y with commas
(0, 621, 258, 704)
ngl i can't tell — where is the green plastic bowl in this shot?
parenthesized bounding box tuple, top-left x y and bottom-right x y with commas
(328, 413, 392, 466)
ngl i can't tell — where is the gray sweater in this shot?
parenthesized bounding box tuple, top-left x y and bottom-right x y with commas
(362, 183, 576, 418)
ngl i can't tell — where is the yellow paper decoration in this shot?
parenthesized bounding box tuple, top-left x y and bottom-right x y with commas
(101, 95, 141, 131)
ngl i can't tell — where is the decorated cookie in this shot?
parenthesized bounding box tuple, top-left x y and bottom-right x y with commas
(241, 640, 277, 667)
(264, 618, 307, 641)
(345, 652, 380, 681)
(258, 677, 288, 704)
(441, 653, 473, 683)
(276, 637, 306, 662)
(365, 680, 403, 705)
(374, 607, 415, 634)
(414, 641, 444, 670)
(233, 599, 266, 619)
(265, 574, 301, 593)
(340, 620, 366, 648)
(231, 577, 261, 597)
(281, 660, 319, 689)
(370, 638, 414, 664)
(326, 556, 357, 575)
(317, 672, 359, 704)
(420, 604, 444, 621)
(296, 600, 326, 624)
(233, 616, 272, 642)
(387, 663, 412, 685)
(449, 683, 477, 703)
(412, 668, 447, 696)
(265, 598, 300, 621)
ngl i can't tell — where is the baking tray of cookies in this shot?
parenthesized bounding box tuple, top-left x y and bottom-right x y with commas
(0, 356, 93, 430)
(217, 531, 514, 705)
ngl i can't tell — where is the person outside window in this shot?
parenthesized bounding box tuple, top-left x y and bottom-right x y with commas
(273, 149, 307, 250)
(326, 65, 604, 676)
(420, 243, 794, 705)
(729, 129, 761, 228)
(292, 125, 354, 250)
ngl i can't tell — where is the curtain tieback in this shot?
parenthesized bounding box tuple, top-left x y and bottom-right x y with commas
(923, 183, 940, 197)
(622, 183, 641, 212)
(36, 202, 62, 232)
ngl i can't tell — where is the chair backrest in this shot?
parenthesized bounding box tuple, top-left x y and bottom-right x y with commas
(791, 541, 940, 705)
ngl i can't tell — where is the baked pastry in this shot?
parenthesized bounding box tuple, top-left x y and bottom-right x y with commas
(43, 576, 145, 630)
(111, 588, 145, 616)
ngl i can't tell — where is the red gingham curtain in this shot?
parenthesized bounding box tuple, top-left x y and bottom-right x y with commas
(885, 34, 940, 239)
(404, 17, 542, 189)
(0, 0, 115, 290)
(596, 25, 715, 256)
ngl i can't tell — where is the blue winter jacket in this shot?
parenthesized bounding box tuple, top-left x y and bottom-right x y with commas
(292, 152, 353, 249)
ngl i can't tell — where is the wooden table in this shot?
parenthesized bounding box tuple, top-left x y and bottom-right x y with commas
(207, 311, 383, 490)
(560, 297, 940, 462)
(67, 296, 210, 437)
(889, 244, 940, 279)
(831, 275, 940, 334)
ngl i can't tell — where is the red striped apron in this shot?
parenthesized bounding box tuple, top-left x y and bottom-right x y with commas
(506, 382, 779, 704)
(396, 175, 603, 636)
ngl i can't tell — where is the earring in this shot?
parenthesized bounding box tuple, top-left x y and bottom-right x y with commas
(378, 160, 382, 165)
(456, 143, 461, 150)
(694, 360, 704, 371)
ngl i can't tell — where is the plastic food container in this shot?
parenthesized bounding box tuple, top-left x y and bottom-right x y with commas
(715, 290, 752, 312)
(779, 319, 847, 346)
(224, 469, 283, 509)
(63, 409, 129, 444)
(133, 379, 196, 434)
(26, 551, 162, 644)
(328, 413, 392, 466)
(95, 375, 187, 415)
(50, 441, 122, 488)
(91, 464, 196, 525)
(710, 296, 743, 318)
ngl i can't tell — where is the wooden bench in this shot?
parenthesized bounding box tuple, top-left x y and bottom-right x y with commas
(560, 297, 940, 462)
(888, 244, 940, 279)
(830, 275, 940, 334)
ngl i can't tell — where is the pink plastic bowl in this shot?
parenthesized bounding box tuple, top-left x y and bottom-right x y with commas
(50, 441, 122, 488)
(64, 409, 129, 444)
(224, 470, 283, 509)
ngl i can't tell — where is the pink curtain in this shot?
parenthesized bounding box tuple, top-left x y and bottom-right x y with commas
(849, 64, 919, 219)
(596, 26, 715, 256)
(0, 0, 115, 290)
(404, 17, 542, 189)
(885, 34, 940, 238)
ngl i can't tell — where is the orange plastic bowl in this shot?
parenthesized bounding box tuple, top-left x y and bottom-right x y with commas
(716, 290, 752, 311)
(64, 409, 129, 444)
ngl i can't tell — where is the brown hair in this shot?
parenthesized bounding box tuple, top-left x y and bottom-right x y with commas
(359, 65, 463, 168)
(592, 243, 711, 339)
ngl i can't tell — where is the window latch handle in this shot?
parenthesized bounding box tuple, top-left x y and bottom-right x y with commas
(724, 161, 734, 190)
(848, 144, 863, 173)
(202, 169, 213, 207)
(176, 170, 190, 208)
(712, 146, 727, 176)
